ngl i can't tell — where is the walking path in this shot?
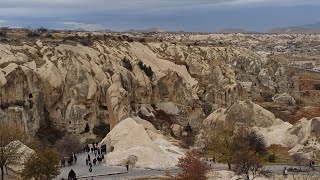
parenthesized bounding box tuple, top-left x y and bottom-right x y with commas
(56, 152, 319, 179)
(55, 152, 179, 180)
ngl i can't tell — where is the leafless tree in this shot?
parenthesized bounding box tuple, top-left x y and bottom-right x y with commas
(55, 134, 82, 158)
(292, 153, 309, 170)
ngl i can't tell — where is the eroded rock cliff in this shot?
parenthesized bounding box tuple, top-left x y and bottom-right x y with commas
(0, 32, 299, 140)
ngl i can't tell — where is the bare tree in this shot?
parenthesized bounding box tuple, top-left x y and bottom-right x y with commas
(207, 125, 267, 179)
(232, 128, 267, 180)
(0, 123, 27, 179)
(55, 134, 82, 158)
(292, 153, 308, 171)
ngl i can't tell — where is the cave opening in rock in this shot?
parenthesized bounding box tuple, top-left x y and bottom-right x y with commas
(99, 105, 108, 111)
(84, 123, 90, 133)
(29, 93, 33, 98)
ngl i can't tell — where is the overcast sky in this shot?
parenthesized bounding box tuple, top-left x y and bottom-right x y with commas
(0, 0, 319, 32)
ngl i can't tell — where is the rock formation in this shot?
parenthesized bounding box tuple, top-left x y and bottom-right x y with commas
(100, 118, 184, 169)
(273, 93, 296, 105)
(5, 140, 35, 173)
(0, 31, 303, 141)
(195, 100, 320, 158)
(195, 100, 293, 147)
(286, 118, 320, 159)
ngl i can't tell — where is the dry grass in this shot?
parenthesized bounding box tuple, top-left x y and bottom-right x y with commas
(267, 145, 291, 164)
(290, 106, 320, 123)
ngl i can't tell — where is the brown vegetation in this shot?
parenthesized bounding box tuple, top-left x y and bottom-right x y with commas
(21, 147, 60, 180)
(175, 149, 209, 180)
(0, 123, 27, 179)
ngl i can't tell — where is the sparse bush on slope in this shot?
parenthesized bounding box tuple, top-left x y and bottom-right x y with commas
(138, 60, 154, 79)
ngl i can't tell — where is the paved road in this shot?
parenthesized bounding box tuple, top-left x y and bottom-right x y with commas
(56, 153, 319, 179)
(55, 152, 179, 180)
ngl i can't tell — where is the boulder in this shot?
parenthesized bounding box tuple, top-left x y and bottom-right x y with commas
(101, 118, 184, 169)
(273, 93, 296, 105)
(170, 124, 183, 137)
(226, 100, 278, 127)
(155, 102, 180, 115)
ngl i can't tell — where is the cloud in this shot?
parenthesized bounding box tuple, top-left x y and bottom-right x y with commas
(1, 0, 319, 9)
(0, 0, 319, 31)
(0, 0, 316, 19)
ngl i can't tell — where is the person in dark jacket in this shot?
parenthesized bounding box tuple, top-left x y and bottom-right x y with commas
(68, 169, 76, 180)
(126, 162, 129, 171)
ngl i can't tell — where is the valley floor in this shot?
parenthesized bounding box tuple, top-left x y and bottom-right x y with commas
(56, 152, 320, 180)
(55, 152, 179, 180)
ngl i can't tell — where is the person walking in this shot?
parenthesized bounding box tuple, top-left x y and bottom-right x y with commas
(61, 158, 65, 167)
(102, 154, 105, 163)
(87, 154, 91, 162)
(283, 167, 288, 178)
(126, 162, 129, 171)
(309, 160, 316, 170)
(89, 162, 93, 172)
(73, 153, 77, 164)
(68, 169, 76, 180)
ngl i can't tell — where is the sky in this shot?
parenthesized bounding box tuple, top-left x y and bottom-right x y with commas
(0, 0, 320, 32)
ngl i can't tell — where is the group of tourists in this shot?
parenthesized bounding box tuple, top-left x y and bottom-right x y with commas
(84, 142, 106, 172)
(86, 153, 105, 172)
(61, 152, 78, 167)
(63, 142, 132, 179)
(83, 142, 107, 154)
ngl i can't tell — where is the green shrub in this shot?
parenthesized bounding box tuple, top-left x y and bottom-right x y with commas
(138, 61, 153, 79)
(122, 57, 133, 71)
(267, 153, 276, 163)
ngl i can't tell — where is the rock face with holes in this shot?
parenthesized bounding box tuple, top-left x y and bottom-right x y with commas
(0, 33, 299, 139)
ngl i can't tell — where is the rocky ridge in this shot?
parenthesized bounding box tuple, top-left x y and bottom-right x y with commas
(0, 31, 302, 141)
(195, 100, 320, 158)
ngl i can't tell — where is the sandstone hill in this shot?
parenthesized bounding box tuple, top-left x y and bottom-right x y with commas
(0, 29, 318, 147)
